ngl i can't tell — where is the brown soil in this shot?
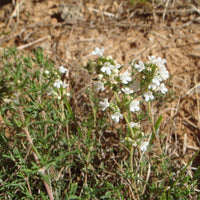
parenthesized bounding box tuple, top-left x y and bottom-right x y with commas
(0, 0, 200, 171)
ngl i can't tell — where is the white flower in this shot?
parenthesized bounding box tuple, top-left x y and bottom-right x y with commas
(111, 112, 123, 123)
(143, 91, 154, 102)
(130, 100, 140, 112)
(140, 141, 149, 152)
(94, 81, 105, 92)
(158, 83, 168, 94)
(53, 79, 68, 88)
(120, 70, 132, 84)
(62, 82, 69, 88)
(148, 55, 167, 68)
(158, 66, 169, 80)
(135, 61, 145, 72)
(148, 55, 157, 64)
(101, 62, 114, 76)
(114, 63, 121, 69)
(129, 122, 139, 128)
(148, 82, 157, 91)
(122, 87, 134, 94)
(53, 79, 63, 88)
(59, 66, 68, 74)
(148, 56, 169, 81)
(152, 75, 162, 86)
(92, 47, 104, 57)
(155, 57, 166, 68)
(99, 98, 110, 111)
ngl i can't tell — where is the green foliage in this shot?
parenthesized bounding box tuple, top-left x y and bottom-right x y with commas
(0, 48, 198, 199)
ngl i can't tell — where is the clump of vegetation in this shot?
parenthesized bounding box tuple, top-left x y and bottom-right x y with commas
(0, 48, 199, 199)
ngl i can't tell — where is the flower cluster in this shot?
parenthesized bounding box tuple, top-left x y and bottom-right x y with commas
(53, 66, 68, 89)
(89, 47, 169, 123)
(86, 47, 170, 151)
(48, 66, 70, 99)
(146, 56, 169, 94)
(134, 56, 169, 102)
(53, 79, 68, 89)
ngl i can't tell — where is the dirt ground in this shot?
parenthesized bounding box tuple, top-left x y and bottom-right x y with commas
(0, 0, 200, 169)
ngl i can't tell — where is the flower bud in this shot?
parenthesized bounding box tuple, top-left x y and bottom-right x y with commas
(66, 92, 70, 97)
(107, 55, 113, 60)
(97, 61, 102, 66)
(97, 74, 103, 80)
(146, 67, 152, 71)
(44, 70, 50, 74)
(91, 62, 97, 68)
(112, 68, 119, 75)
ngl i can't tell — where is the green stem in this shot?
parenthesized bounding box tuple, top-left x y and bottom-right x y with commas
(124, 114, 139, 200)
(114, 92, 139, 199)
(89, 90, 96, 126)
(59, 89, 65, 122)
(123, 115, 134, 171)
(147, 101, 162, 153)
(114, 91, 120, 103)
(124, 114, 134, 139)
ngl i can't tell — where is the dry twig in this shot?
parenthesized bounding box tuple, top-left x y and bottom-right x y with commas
(6, 0, 26, 29)
(17, 36, 49, 50)
(87, 7, 116, 18)
(162, 0, 170, 21)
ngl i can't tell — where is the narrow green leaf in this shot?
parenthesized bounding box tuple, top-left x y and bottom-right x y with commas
(64, 100, 73, 116)
(43, 149, 79, 168)
(69, 183, 78, 195)
(38, 172, 50, 186)
(154, 115, 163, 135)
(0, 134, 8, 149)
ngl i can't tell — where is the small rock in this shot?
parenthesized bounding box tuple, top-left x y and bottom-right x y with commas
(59, 4, 83, 24)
